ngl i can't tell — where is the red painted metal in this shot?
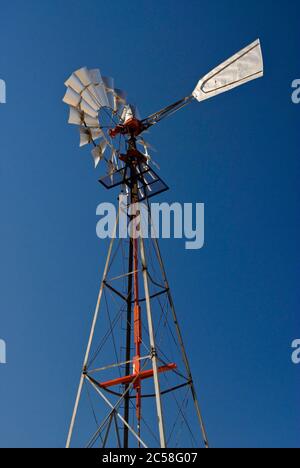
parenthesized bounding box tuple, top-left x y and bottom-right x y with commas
(108, 118, 145, 139)
(97, 364, 177, 389)
(132, 232, 142, 421)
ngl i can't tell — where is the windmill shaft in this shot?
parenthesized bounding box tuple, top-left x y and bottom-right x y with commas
(123, 141, 142, 445)
(123, 235, 133, 448)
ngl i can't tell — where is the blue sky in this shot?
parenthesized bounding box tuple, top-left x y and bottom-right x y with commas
(0, 0, 299, 448)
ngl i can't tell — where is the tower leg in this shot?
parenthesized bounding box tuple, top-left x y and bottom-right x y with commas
(66, 212, 120, 448)
(151, 233, 209, 449)
(139, 235, 167, 448)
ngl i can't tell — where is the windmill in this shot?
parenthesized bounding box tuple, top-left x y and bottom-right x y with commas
(63, 39, 264, 449)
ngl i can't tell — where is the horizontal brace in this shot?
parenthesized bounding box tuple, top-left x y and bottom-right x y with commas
(141, 381, 192, 399)
(88, 355, 150, 375)
(94, 363, 177, 389)
(100, 381, 192, 400)
(132, 288, 169, 304)
(107, 269, 141, 283)
(104, 281, 128, 302)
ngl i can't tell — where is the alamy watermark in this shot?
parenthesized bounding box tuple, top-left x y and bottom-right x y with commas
(0, 78, 6, 104)
(96, 194, 205, 250)
(290, 81, 300, 364)
(0, 339, 6, 364)
(291, 339, 300, 365)
(291, 79, 300, 104)
(0, 77, 6, 364)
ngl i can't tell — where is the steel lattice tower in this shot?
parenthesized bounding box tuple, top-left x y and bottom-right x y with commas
(66, 138, 209, 449)
(63, 39, 263, 448)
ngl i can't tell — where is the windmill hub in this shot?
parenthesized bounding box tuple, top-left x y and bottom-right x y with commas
(109, 118, 145, 139)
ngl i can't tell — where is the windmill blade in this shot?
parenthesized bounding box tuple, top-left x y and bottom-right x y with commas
(63, 85, 99, 118)
(102, 76, 115, 110)
(121, 104, 140, 123)
(102, 76, 114, 91)
(65, 73, 85, 94)
(91, 141, 107, 168)
(107, 160, 117, 174)
(109, 147, 119, 168)
(65, 67, 111, 114)
(137, 139, 160, 170)
(63, 68, 130, 174)
(144, 151, 160, 170)
(63, 87, 81, 107)
(107, 160, 118, 184)
(193, 39, 263, 102)
(68, 106, 83, 125)
(121, 105, 132, 123)
(137, 137, 156, 152)
(79, 99, 98, 119)
(74, 67, 93, 87)
(88, 69, 110, 108)
(88, 68, 102, 84)
(121, 105, 135, 123)
(124, 185, 130, 196)
(92, 84, 110, 108)
(84, 114, 100, 128)
(114, 88, 127, 114)
(81, 88, 101, 112)
(79, 127, 103, 147)
(68, 107, 100, 128)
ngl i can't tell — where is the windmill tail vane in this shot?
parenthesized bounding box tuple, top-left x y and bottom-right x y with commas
(63, 39, 263, 449)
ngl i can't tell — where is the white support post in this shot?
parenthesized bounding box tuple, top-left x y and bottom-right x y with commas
(151, 233, 209, 449)
(139, 235, 167, 449)
(66, 212, 120, 448)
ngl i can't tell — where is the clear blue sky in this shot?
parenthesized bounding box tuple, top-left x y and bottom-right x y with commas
(0, 0, 299, 448)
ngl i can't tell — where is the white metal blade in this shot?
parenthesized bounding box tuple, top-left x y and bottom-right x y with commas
(63, 88, 81, 107)
(68, 106, 83, 125)
(68, 107, 99, 128)
(107, 160, 117, 183)
(65, 73, 85, 94)
(84, 114, 100, 128)
(91, 141, 107, 167)
(102, 76, 115, 109)
(102, 76, 114, 91)
(87, 69, 110, 107)
(79, 128, 90, 147)
(193, 39, 263, 102)
(139, 143, 160, 170)
(107, 160, 116, 174)
(114, 88, 127, 113)
(121, 105, 140, 123)
(88, 69, 102, 84)
(93, 84, 110, 108)
(121, 105, 135, 123)
(79, 127, 102, 147)
(137, 138, 156, 152)
(79, 99, 98, 119)
(109, 147, 115, 162)
(74, 67, 93, 87)
(81, 88, 100, 112)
